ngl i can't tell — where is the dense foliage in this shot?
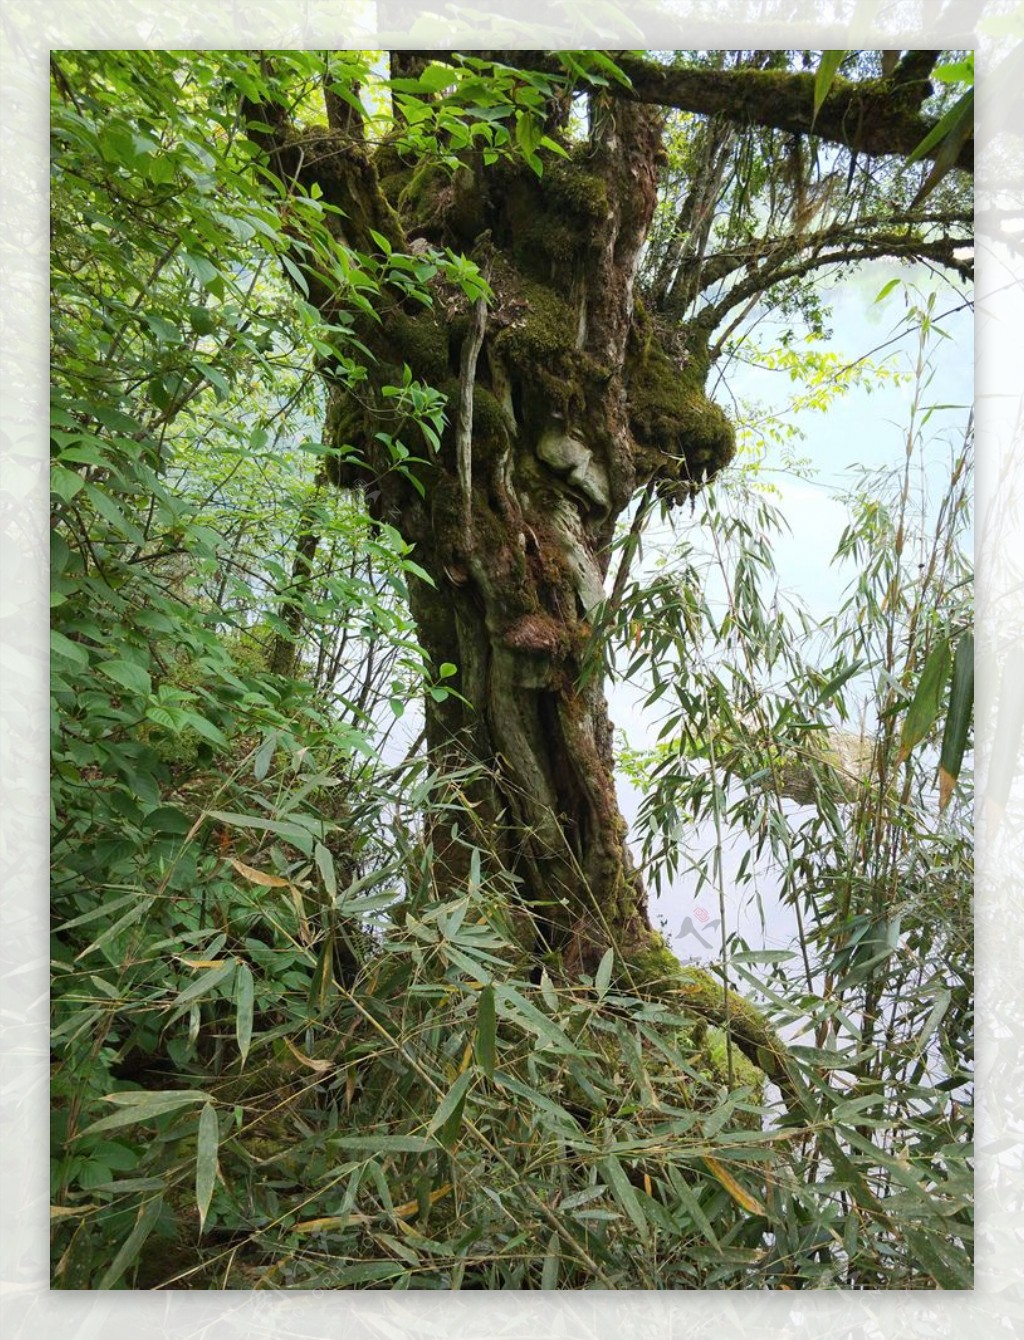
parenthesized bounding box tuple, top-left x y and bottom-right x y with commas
(50, 50, 972, 1290)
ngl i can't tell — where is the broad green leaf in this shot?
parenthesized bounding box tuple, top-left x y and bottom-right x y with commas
(142, 805, 192, 834)
(51, 629, 89, 668)
(50, 464, 85, 502)
(101, 659, 152, 696)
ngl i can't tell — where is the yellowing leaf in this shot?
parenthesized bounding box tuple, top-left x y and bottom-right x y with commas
(283, 1036, 334, 1074)
(229, 857, 289, 888)
(292, 1213, 370, 1233)
(393, 1183, 453, 1220)
(702, 1155, 766, 1216)
(50, 1204, 99, 1220)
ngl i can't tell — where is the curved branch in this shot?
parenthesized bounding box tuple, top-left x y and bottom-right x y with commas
(691, 229, 973, 341)
(415, 51, 972, 175)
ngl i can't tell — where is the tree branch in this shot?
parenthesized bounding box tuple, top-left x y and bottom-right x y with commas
(414, 51, 972, 175)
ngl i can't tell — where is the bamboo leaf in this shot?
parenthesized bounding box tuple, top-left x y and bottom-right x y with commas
(331, 1134, 435, 1154)
(97, 1194, 164, 1289)
(75, 1090, 209, 1138)
(428, 1070, 472, 1149)
(906, 87, 972, 165)
(898, 636, 951, 763)
(602, 1155, 648, 1239)
(171, 960, 236, 1012)
(813, 51, 847, 123)
(909, 89, 974, 208)
(235, 961, 254, 1067)
(541, 1231, 560, 1289)
(702, 1155, 766, 1216)
(938, 632, 974, 810)
(595, 946, 615, 999)
(315, 841, 337, 897)
(475, 984, 496, 1080)
(195, 1102, 220, 1233)
(229, 857, 289, 888)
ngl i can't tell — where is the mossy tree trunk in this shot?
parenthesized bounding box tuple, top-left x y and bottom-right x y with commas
(243, 50, 969, 972)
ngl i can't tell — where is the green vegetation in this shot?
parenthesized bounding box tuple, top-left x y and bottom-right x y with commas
(49, 49, 972, 1291)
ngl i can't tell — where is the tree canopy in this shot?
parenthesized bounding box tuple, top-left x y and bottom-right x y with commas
(49, 48, 973, 1291)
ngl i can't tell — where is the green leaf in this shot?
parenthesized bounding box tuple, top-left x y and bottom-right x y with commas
(493, 983, 579, 1053)
(142, 805, 192, 834)
(668, 1167, 719, 1247)
(898, 636, 951, 763)
(814, 659, 864, 705)
(182, 251, 220, 288)
(331, 1135, 435, 1154)
(909, 89, 973, 208)
(475, 984, 496, 1080)
(541, 1231, 560, 1289)
(874, 277, 902, 304)
(938, 632, 973, 809)
(195, 1103, 220, 1233)
(428, 1070, 472, 1149)
(99, 656, 150, 696)
(594, 946, 614, 999)
(97, 1193, 164, 1289)
(50, 464, 85, 502)
(901, 1223, 973, 1289)
(235, 962, 255, 1067)
(76, 1090, 209, 1138)
(813, 51, 847, 123)
(51, 629, 89, 668)
(315, 841, 337, 898)
(602, 1155, 648, 1239)
(170, 961, 236, 1012)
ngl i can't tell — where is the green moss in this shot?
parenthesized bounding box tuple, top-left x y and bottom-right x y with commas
(545, 157, 609, 220)
(699, 1025, 764, 1096)
(390, 309, 451, 384)
(626, 325, 734, 497)
(469, 384, 510, 456)
(493, 276, 587, 419)
(397, 159, 449, 223)
(621, 931, 687, 993)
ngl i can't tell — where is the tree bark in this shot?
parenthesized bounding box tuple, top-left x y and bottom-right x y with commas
(241, 49, 968, 975)
(243, 75, 736, 972)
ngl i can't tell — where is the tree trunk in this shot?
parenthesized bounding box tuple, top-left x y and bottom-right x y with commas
(248, 79, 735, 973)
